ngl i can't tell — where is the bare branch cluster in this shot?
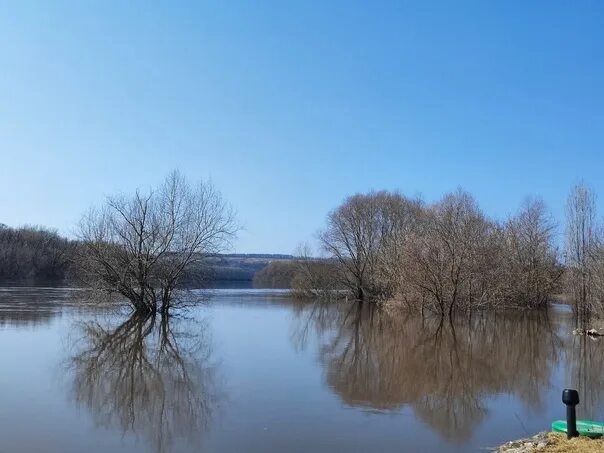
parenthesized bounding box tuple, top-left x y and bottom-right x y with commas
(290, 244, 342, 299)
(310, 189, 561, 314)
(74, 171, 238, 313)
(564, 183, 604, 321)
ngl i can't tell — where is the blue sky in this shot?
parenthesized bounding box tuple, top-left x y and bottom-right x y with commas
(1, 1, 603, 253)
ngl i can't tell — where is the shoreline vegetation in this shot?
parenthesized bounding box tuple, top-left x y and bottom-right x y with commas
(278, 183, 604, 324)
(495, 432, 604, 452)
(2, 173, 604, 322)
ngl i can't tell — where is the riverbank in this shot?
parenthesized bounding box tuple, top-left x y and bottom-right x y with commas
(496, 432, 604, 452)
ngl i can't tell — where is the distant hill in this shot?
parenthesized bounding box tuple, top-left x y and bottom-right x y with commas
(202, 254, 295, 283)
(217, 253, 294, 260)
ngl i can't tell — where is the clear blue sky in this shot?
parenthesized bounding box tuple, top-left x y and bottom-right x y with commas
(1, 1, 603, 254)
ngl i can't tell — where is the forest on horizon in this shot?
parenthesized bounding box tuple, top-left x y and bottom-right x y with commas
(0, 223, 293, 285)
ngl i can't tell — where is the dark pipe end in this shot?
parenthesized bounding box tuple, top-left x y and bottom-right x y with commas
(562, 389, 580, 406)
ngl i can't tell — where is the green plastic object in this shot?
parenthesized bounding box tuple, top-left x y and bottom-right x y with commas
(551, 419, 604, 438)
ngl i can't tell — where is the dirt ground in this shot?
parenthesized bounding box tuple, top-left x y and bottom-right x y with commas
(497, 432, 604, 452)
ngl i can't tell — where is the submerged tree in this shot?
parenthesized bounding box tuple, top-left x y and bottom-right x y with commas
(500, 199, 562, 309)
(75, 171, 237, 313)
(318, 191, 421, 301)
(290, 243, 344, 299)
(403, 189, 501, 315)
(565, 183, 598, 322)
(313, 188, 561, 313)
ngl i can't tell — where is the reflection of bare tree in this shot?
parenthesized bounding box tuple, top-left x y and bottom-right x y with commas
(289, 300, 341, 352)
(68, 313, 220, 453)
(566, 333, 604, 420)
(293, 303, 561, 442)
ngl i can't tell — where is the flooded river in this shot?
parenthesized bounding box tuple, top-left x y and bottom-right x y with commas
(0, 288, 602, 452)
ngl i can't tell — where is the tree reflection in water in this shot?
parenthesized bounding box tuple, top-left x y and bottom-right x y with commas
(292, 302, 563, 442)
(67, 313, 220, 453)
(567, 333, 604, 420)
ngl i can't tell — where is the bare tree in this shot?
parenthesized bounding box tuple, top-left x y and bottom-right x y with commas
(75, 171, 237, 314)
(404, 189, 498, 316)
(305, 188, 563, 315)
(500, 199, 561, 309)
(290, 243, 342, 299)
(374, 194, 424, 299)
(585, 244, 604, 316)
(319, 191, 420, 302)
(565, 183, 597, 322)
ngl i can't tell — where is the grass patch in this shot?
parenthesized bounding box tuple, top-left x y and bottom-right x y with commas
(543, 432, 604, 452)
(497, 432, 604, 452)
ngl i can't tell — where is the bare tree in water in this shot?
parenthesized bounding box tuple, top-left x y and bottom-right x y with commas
(319, 191, 420, 302)
(404, 189, 498, 316)
(290, 243, 342, 299)
(501, 199, 562, 309)
(315, 188, 561, 313)
(75, 171, 237, 314)
(565, 183, 597, 323)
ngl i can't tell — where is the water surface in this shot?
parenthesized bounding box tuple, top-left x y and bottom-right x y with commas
(0, 288, 602, 452)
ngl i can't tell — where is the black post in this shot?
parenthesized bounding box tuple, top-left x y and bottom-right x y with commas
(562, 389, 580, 439)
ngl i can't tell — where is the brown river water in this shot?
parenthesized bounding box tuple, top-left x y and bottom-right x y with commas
(0, 287, 602, 452)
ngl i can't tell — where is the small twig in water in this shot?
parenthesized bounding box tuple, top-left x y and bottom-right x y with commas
(515, 412, 530, 436)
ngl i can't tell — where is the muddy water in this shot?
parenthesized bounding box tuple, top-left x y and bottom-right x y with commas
(0, 288, 602, 452)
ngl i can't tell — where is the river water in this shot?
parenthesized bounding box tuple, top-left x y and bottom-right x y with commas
(0, 287, 602, 452)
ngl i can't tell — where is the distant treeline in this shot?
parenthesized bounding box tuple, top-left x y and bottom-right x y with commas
(0, 223, 293, 285)
(204, 254, 294, 284)
(253, 258, 341, 294)
(219, 253, 294, 260)
(253, 261, 298, 288)
(0, 224, 72, 282)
